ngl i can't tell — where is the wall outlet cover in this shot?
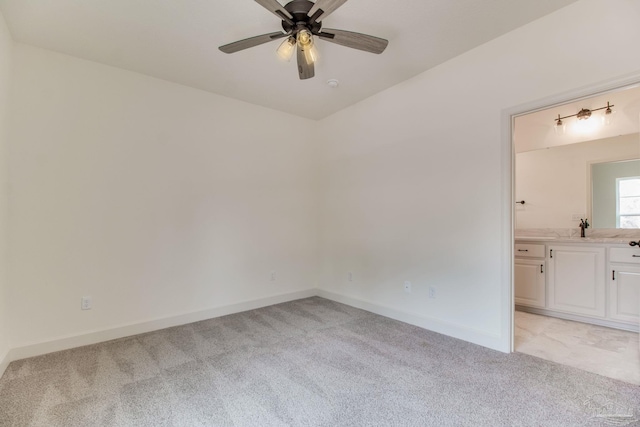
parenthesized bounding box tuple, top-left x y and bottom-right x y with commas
(81, 296, 92, 310)
(404, 281, 412, 293)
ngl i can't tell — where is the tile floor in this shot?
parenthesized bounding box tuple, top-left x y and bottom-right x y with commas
(514, 310, 640, 385)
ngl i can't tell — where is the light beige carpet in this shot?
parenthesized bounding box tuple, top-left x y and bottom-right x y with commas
(1, 297, 639, 426)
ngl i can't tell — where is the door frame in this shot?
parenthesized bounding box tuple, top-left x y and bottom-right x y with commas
(500, 72, 640, 352)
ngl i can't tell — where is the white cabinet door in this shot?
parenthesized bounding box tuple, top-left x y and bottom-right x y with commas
(547, 245, 606, 317)
(609, 265, 640, 323)
(515, 259, 545, 308)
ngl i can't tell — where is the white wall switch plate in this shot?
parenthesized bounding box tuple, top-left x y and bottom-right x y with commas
(270, 271, 276, 281)
(348, 272, 353, 282)
(428, 286, 437, 299)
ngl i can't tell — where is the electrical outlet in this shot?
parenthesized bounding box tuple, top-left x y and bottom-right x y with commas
(572, 213, 585, 221)
(81, 296, 92, 310)
(404, 281, 412, 293)
(428, 286, 437, 299)
(270, 271, 276, 281)
(347, 272, 353, 282)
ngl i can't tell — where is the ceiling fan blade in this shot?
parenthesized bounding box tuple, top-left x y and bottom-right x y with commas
(319, 28, 388, 54)
(308, 0, 349, 22)
(254, 0, 294, 23)
(219, 32, 287, 54)
(297, 43, 315, 80)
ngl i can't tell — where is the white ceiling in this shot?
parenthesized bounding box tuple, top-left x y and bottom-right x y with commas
(0, 0, 578, 120)
(515, 84, 640, 153)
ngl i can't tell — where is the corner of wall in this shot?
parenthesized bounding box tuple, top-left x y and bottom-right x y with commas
(0, 349, 9, 379)
(7, 289, 318, 363)
(316, 289, 508, 352)
(0, 5, 14, 380)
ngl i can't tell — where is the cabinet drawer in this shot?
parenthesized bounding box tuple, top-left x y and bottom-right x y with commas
(610, 247, 640, 264)
(514, 243, 545, 258)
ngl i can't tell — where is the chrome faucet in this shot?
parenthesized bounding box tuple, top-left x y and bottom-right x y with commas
(579, 218, 589, 238)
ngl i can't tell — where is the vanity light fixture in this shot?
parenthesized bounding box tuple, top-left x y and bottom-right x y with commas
(554, 102, 614, 134)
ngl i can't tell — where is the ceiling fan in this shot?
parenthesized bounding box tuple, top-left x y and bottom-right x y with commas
(219, 0, 389, 80)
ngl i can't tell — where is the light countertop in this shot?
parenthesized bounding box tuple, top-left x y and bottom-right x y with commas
(515, 236, 637, 244)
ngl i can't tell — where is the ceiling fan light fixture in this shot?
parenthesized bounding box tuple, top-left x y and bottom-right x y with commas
(297, 29, 313, 47)
(276, 36, 296, 61)
(297, 29, 317, 64)
(304, 43, 319, 64)
(219, 0, 389, 80)
(297, 29, 318, 65)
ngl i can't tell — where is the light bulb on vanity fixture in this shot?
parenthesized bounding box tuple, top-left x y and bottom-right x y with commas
(553, 101, 614, 135)
(554, 115, 566, 135)
(602, 102, 615, 126)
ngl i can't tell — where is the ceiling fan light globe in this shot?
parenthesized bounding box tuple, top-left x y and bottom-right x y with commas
(276, 37, 296, 61)
(297, 29, 313, 47)
(304, 44, 319, 64)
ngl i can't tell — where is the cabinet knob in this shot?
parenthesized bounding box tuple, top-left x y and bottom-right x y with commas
(629, 241, 640, 247)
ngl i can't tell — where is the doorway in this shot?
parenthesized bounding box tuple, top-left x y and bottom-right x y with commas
(509, 80, 640, 384)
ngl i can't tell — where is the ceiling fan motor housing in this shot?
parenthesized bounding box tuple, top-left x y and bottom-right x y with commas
(282, 0, 322, 35)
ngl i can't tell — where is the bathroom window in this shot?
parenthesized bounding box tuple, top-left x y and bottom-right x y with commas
(617, 177, 640, 229)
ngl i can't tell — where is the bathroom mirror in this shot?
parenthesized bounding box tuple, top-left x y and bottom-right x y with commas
(514, 84, 640, 231)
(591, 158, 640, 229)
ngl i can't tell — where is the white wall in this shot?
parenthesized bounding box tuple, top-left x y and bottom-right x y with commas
(317, 0, 640, 351)
(4, 0, 640, 359)
(8, 44, 320, 348)
(0, 8, 12, 367)
(516, 134, 639, 229)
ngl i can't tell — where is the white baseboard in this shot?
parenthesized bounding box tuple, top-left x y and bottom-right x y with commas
(1, 287, 508, 378)
(0, 348, 9, 379)
(317, 289, 508, 353)
(7, 288, 317, 364)
(516, 305, 639, 333)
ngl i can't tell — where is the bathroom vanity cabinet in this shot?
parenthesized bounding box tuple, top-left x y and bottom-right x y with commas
(514, 243, 545, 308)
(515, 238, 640, 331)
(608, 248, 640, 324)
(547, 245, 605, 318)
